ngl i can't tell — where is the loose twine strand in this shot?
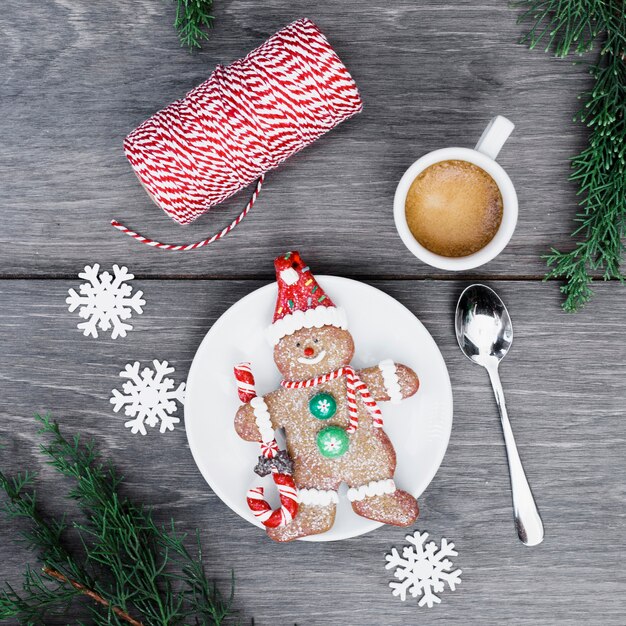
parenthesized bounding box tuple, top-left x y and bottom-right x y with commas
(114, 18, 362, 251)
(111, 176, 263, 251)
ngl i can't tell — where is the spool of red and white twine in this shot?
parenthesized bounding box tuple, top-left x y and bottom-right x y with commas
(234, 363, 299, 528)
(114, 18, 363, 251)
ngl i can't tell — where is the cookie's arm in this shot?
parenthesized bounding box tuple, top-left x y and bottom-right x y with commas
(234, 403, 262, 442)
(234, 389, 284, 442)
(358, 360, 419, 403)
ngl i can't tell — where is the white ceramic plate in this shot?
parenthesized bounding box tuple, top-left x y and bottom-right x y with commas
(185, 276, 453, 541)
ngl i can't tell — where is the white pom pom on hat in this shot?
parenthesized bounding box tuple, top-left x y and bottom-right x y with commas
(266, 251, 347, 346)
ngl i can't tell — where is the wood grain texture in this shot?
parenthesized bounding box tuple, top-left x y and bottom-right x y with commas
(0, 0, 593, 279)
(1, 279, 625, 624)
(1, 0, 624, 623)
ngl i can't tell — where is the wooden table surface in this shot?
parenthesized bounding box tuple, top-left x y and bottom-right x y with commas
(2, 1, 625, 624)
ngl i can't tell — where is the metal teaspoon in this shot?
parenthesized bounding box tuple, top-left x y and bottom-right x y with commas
(455, 284, 544, 546)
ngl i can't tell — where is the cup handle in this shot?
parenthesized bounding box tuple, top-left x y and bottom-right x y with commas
(474, 115, 515, 160)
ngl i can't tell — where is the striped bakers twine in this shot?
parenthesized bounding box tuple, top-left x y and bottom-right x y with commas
(281, 366, 383, 433)
(111, 177, 263, 251)
(115, 18, 363, 251)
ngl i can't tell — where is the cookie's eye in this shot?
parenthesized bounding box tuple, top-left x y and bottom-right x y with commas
(313, 339, 319, 344)
(296, 342, 301, 348)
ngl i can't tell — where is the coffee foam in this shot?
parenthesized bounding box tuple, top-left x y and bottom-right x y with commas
(405, 159, 503, 258)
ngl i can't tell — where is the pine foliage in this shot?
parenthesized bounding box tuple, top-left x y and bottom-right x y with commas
(0, 415, 233, 625)
(517, 0, 626, 311)
(174, 0, 214, 50)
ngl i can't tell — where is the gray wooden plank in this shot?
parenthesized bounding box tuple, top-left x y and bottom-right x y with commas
(0, 278, 624, 624)
(0, 0, 593, 278)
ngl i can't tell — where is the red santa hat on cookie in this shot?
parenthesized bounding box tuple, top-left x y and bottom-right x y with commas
(266, 251, 348, 346)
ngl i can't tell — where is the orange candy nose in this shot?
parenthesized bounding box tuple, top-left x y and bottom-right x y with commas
(304, 347, 314, 357)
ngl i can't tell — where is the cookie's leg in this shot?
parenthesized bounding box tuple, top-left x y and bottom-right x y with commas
(348, 479, 418, 527)
(266, 489, 338, 543)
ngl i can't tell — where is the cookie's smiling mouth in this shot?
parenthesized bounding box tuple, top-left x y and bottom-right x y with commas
(297, 350, 327, 365)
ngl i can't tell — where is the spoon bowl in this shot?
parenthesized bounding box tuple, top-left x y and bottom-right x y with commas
(455, 284, 513, 365)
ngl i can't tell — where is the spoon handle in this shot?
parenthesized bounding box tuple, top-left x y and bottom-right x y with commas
(486, 364, 544, 546)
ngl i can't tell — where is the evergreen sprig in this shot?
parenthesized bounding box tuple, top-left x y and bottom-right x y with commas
(0, 415, 234, 625)
(516, 0, 626, 311)
(174, 0, 214, 50)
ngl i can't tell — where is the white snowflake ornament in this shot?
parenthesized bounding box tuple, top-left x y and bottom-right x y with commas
(385, 531, 462, 608)
(111, 360, 186, 435)
(66, 264, 145, 338)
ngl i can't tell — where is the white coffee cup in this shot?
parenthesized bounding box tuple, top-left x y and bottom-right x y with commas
(393, 115, 517, 271)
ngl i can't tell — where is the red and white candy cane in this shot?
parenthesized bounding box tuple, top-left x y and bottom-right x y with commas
(246, 475, 299, 528)
(233, 362, 257, 404)
(234, 363, 298, 528)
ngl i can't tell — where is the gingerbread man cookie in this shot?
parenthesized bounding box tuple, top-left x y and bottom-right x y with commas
(235, 251, 420, 542)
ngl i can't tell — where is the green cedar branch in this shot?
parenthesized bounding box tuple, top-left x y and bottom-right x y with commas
(42, 567, 143, 626)
(174, 0, 214, 50)
(0, 566, 81, 624)
(516, 0, 626, 311)
(0, 414, 234, 625)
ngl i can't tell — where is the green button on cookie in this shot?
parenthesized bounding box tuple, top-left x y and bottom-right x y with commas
(309, 392, 337, 420)
(316, 426, 349, 458)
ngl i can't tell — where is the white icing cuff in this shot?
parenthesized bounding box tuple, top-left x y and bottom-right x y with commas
(297, 488, 339, 507)
(379, 359, 402, 404)
(266, 306, 348, 346)
(250, 396, 275, 443)
(347, 479, 396, 502)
